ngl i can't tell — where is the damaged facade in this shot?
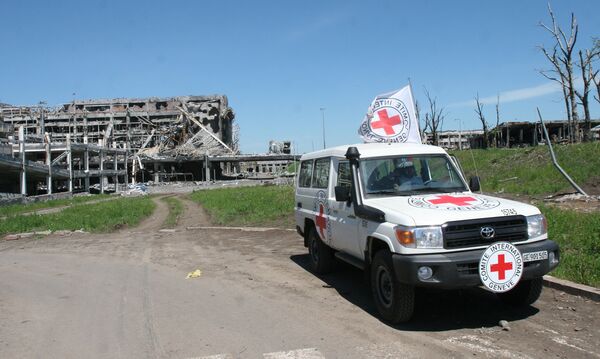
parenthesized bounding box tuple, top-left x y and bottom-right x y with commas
(0, 96, 296, 198)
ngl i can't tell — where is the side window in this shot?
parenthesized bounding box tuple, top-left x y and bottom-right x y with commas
(298, 160, 313, 188)
(312, 158, 330, 189)
(337, 161, 351, 189)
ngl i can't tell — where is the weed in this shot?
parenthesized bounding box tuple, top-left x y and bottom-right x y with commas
(451, 142, 600, 195)
(0, 194, 112, 217)
(162, 196, 184, 228)
(539, 204, 600, 287)
(189, 185, 295, 227)
(0, 196, 155, 235)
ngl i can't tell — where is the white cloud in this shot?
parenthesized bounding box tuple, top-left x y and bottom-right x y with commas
(449, 82, 563, 108)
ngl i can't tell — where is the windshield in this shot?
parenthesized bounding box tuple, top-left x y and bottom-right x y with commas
(360, 154, 467, 196)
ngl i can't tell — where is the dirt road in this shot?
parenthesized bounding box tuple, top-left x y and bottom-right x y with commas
(1, 195, 598, 358)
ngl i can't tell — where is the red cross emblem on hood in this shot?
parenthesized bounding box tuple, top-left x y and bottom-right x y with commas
(428, 195, 477, 207)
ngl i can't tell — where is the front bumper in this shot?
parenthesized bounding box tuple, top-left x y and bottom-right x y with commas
(392, 239, 559, 289)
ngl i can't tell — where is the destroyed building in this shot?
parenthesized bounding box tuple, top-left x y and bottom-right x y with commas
(0, 96, 296, 198)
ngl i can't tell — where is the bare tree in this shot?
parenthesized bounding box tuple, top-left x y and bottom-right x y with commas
(539, 4, 580, 142)
(494, 95, 501, 147)
(592, 38, 600, 104)
(474, 94, 489, 149)
(576, 47, 600, 141)
(423, 88, 445, 146)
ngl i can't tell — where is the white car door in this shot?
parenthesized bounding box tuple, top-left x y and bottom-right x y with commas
(329, 160, 362, 258)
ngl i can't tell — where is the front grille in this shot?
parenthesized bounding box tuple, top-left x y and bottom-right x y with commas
(457, 262, 479, 275)
(443, 215, 527, 249)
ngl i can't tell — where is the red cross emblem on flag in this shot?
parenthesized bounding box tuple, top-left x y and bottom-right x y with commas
(315, 203, 327, 239)
(371, 109, 402, 135)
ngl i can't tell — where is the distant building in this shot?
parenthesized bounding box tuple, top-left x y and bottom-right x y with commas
(425, 130, 483, 150)
(426, 119, 600, 149)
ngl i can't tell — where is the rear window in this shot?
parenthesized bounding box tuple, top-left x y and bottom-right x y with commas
(298, 160, 313, 187)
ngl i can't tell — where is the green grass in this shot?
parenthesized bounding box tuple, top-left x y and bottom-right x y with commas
(0, 196, 155, 235)
(450, 142, 600, 196)
(189, 185, 295, 227)
(539, 204, 600, 287)
(162, 196, 184, 228)
(0, 194, 112, 217)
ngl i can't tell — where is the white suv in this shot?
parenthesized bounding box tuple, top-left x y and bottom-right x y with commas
(294, 142, 559, 323)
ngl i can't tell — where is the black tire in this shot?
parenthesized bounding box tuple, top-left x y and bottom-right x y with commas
(370, 250, 415, 323)
(497, 277, 543, 306)
(307, 226, 334, 274)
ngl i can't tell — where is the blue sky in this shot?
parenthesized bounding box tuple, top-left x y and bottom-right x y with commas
(1, 0, 599, 154)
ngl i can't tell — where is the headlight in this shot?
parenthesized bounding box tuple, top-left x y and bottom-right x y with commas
(395, 226, 443, 248)
(527, 214, 547, 238)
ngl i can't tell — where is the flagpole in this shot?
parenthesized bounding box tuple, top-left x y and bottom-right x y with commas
(407, 77, 423, 142)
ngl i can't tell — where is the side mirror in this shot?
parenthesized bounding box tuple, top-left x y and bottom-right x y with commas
(469, 176, 481, 192)
(334, 185, 351, 202)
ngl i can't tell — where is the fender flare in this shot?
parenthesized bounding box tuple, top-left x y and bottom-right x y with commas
(366, 233, 395, 263)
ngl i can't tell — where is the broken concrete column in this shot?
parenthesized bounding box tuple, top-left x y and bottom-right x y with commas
(19, 126, 26, 196)
(67, 134, 73, 193)
(45, 132, 52, 194)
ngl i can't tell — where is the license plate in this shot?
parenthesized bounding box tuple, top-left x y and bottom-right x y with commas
(522, 250, 548, 263)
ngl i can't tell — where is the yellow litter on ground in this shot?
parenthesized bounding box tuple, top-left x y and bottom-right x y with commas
(186, 269, 202, 279)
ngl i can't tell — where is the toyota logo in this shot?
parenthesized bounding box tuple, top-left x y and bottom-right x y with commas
(480, 226, 495, 239)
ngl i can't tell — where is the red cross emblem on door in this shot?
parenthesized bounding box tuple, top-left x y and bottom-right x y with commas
(315, 203, 327, 239)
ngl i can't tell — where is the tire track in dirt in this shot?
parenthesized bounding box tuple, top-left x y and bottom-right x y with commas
(131, 195, 172, 233)
(177, 195, 212, 228)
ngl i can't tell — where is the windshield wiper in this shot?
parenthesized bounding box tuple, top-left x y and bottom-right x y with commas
(436, 186, 468, 193)
(367, 190, 398, 195)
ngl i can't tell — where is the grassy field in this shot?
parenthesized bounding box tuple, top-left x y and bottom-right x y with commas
(0, 196, 155, 235)
(0, 194, 112, 217)
(539, 204, 600, 287)
(162, 196, 184, 228)
(450, 142, 600, 196)
(189, 185, 295, 227)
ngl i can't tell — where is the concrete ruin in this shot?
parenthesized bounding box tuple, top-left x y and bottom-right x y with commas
(0, 96, 297, 199)
(427, 120, 600, 150)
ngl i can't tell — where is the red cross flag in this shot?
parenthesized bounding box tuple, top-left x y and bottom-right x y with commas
(358, 85, 422, 144)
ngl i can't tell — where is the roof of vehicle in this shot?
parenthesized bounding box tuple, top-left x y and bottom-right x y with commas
(299, 142, 448, 161)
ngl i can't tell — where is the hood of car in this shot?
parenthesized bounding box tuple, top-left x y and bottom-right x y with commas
(363, 193, 539, 226)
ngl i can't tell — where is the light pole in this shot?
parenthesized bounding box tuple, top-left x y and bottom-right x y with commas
(320, 107, 326, 149)
(455, 118, 462, 150)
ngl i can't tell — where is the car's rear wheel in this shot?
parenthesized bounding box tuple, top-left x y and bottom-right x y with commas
(370, 250, 414, 323)
(307, 226, 334, 274)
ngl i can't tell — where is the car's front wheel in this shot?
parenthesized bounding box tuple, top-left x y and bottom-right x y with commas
(370, 250, 414, 323)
